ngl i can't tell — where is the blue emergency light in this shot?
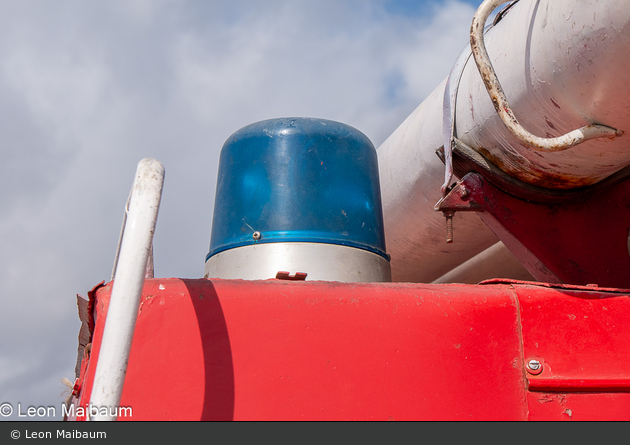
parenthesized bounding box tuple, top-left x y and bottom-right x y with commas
(205, 117, 390, 282)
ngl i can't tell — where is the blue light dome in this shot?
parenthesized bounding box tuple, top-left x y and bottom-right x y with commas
(206, 117, 388, 262)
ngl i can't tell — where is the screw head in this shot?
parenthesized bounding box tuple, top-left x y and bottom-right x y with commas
(526, 359, 543, 375)
(252, 231, 261, 240)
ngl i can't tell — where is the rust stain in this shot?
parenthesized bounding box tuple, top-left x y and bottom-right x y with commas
(138, 294, 157, 314)
(537, 393, 572, 418)
(472, 144, 600, 189)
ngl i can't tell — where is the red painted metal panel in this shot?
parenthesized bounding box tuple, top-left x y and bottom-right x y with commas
(74, 279, 630, 420)
(511, 282, 630, 420)
(77, 279, 527, 421)
(526, 393, 630, 421)
(438, 173, 630, 287)
(514, 284, 630, 386)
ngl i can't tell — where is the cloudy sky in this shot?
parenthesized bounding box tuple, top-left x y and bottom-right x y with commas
(0, 0, 483, 420)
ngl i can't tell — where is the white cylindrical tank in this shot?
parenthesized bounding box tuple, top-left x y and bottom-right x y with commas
(378, 0, 630, 283)
(378, 82, 502, 283)
(432, 241, 534, 284)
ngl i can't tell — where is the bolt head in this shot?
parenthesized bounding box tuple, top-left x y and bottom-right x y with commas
(252, 231, 261, 240)
(526, 359, 543, 375)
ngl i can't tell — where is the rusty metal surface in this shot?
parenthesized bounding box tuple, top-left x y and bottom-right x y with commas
(480, 278, 630, 295)
(436, 180, 483, 213)
(455, 0, 630, 189)
(470, 0, 621, 153)
(73, 281, 104, 379)
(437, 140, 630, 203)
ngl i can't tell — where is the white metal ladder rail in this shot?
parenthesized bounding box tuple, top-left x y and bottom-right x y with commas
(89, 158, 165, 421)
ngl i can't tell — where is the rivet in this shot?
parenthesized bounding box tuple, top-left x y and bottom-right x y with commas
(252, 231, 261, 240)
(526, 359, 543, 375)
